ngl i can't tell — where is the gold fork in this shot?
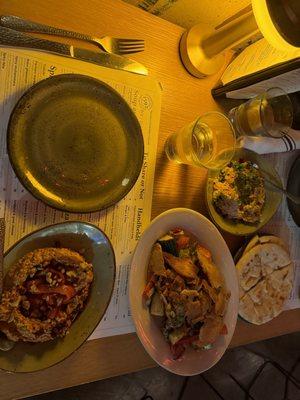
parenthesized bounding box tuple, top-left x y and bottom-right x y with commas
(0, 15, 145, 55)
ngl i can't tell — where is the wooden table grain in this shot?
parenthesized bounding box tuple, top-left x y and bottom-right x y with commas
(0, 1, 299, 399)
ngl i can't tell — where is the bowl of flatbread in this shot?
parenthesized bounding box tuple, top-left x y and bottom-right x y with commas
(235, 234, 293, 325)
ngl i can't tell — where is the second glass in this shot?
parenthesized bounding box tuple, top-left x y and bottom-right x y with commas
(228, 87, 293, 138)
(164, 111, 236, 170)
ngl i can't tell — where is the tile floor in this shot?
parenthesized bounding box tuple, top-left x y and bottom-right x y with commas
(29, 332, 300, 400)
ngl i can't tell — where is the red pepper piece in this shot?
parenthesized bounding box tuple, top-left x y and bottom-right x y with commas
(170, 335, 199, 360)
(176, 236, 190, 250)
(27, 280, 76, 302)
(220, 324, 228, 335)
(142, 275, 156, 302)
(176, 335, 199, 346)
(170, 343, 185, 360)
(47, 307, 59, 319)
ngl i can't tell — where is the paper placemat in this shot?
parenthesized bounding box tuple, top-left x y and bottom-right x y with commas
(0, 47, 162, 339)
(262, 151, 300, 310)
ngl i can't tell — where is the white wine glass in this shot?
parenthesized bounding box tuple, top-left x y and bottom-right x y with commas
(228, 87, 293, 138)
(164, 111, 236, 170)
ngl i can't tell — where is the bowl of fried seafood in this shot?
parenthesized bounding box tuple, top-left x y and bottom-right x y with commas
(0, 221, 115, 372)
(129, 208, 238, 376)
(206, 148, 282, 236)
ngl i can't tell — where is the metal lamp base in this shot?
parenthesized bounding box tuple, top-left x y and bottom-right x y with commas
(180, 23, 226, 78)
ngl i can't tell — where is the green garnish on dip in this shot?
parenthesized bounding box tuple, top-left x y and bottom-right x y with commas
(212, 160, 265, 224)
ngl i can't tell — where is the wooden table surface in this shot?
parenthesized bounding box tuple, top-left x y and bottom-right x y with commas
(0, 1, 299, 399)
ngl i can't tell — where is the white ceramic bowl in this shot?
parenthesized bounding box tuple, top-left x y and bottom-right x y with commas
(129, 208, 239, 376)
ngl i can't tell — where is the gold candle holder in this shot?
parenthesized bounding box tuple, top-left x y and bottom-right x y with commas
(180, 0, 300, 78)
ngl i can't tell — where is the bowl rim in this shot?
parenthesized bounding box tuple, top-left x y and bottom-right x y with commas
(129, 207, 239, 376)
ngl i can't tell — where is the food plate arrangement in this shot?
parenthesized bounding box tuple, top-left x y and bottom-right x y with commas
(129, 208, 239, 376)
(206, 148, 282, 236)
(235, 234, 293, 325)
(143, 229, 231, 360)
(7, 74, 144, 213)
(0, 247, 94, 344)
(0, 221, 116, 372)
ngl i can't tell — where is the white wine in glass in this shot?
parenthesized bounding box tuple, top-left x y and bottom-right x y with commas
(229, 87, 293, 138)
(165, 112, 236, 170)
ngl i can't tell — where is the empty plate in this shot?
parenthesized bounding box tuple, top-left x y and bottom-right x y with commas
(7, 74, 144, 212)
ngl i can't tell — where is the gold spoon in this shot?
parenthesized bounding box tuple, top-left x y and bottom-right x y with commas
(253, 164, 300, 205)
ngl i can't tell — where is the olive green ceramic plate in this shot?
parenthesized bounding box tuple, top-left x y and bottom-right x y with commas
(206, 148, 282, 236)
(8, 74, 144, 212)
(287, 155, 300, 227)
(0, 221, 115, 372)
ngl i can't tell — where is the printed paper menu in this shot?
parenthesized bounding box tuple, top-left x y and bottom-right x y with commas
(263, 151, 300, 310)
(0, 47, 162, 339)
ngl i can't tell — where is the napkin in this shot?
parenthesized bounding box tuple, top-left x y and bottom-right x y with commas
(239, 129, 300, 154)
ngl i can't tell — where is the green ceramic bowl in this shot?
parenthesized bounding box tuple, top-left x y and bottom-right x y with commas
(206, 148, 282, 236)
(0, 221, 116, 372)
